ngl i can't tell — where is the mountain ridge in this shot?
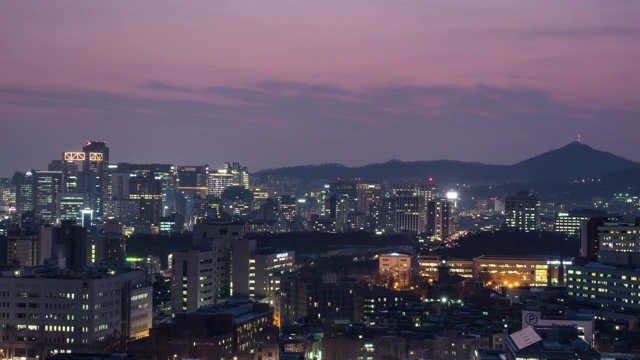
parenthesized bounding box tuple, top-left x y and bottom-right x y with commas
(254, 142, 638, 187)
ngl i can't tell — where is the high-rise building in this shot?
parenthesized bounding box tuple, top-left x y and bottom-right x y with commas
(395, 194, 426, 233)
(316, 180, 360, 232)
(61, 159, 79, 193)
(207, 162, 250, 198)
(221, 186, 254, 219)
(278, 195, 297, 222)
(248, 186, 273, 211)
(229, 238, 296, 299)
(208, 170, 234, 197)
(177, 165, 209, 198)
(427, 199, 453, 240)
(56, 192, 87, 223)
(110, 172, 131, 200)
(129, 175, 163, 230)
(0, 178, 16, 208)
(31, 170, 62, 224)
(107, 163, 177, 215)
(356, 183, 384, 220)
(82, 141, 109, 216)
(170, 248, 219, 313)
(103, 199, 139, 225)
(392, 182, 437, 203)
(170, 222, 247, 312)
(224, 162, 249, 188)
(505, 191, 541, 232)
(12, 172, 32, 216)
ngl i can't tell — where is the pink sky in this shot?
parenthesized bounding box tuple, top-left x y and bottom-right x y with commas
(1, 1, 639, 175)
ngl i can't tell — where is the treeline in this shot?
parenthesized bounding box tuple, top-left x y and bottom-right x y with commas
(437, 230, 579, 259)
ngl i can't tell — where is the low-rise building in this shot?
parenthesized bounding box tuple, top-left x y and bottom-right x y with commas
(505, 326, 599, 360)
(150, 300, 271, 359)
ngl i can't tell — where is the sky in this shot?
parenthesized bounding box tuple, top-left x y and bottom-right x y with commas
(1, 1, 639, 177)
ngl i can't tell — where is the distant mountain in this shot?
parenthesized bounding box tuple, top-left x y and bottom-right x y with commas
(600, 164, 640, 192)
(256, 160, 511, 187)
(254, 142, 638, 190)
(510, 142, 637, 182)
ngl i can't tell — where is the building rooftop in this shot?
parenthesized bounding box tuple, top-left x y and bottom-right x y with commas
(0, 264, 144, 280)
(475, 255, 574, 262)
(506, 326, 599, 359)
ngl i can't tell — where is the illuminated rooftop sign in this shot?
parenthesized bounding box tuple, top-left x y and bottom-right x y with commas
(64, 152, 85, 161)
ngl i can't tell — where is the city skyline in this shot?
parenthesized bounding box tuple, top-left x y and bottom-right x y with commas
(1, 1, 640, 176)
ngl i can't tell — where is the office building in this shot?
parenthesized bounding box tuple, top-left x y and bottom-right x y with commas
(224, 162, 250, 188)
(554, 209, 611, 236)
(568, 226, 640, 313)
(0, 267, 152, 358)
(31, 170, 62, 224)
(229, 239, 296, 299)
(57, 192, 87, 223)
(171, 223, 244, 312)
(107, 163, 177, 216)
(474, 255, 573, 288)
(248, 186, 273, 211)
(170, 248, 221, 313)
(567, 263, 640, 313)
(356, 183, 384, 217)
(82, 141, 109, 216)
(597, 222, 640, 254)
(221, 186, 254, 219)
(278, 195, 296, 222)
(61, 159, 79, 193)
(176, 165, 209, 198)
(109, 172, 131, 200)
(394, 194, 426, 233)
(579, 221, 640, 261)
(158, 214, 185, 234)
(12, 172, 32, 216)
(0, 178, 16, 208)
(505, 191, 541, 232)
(392, 182, 437, 203)
(252, 250, 295, 299)
(129, 175, 163, 230)
(208, 170, 234, 197)
(103, 199, 139, 226)
(427, 198, 453, 240)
